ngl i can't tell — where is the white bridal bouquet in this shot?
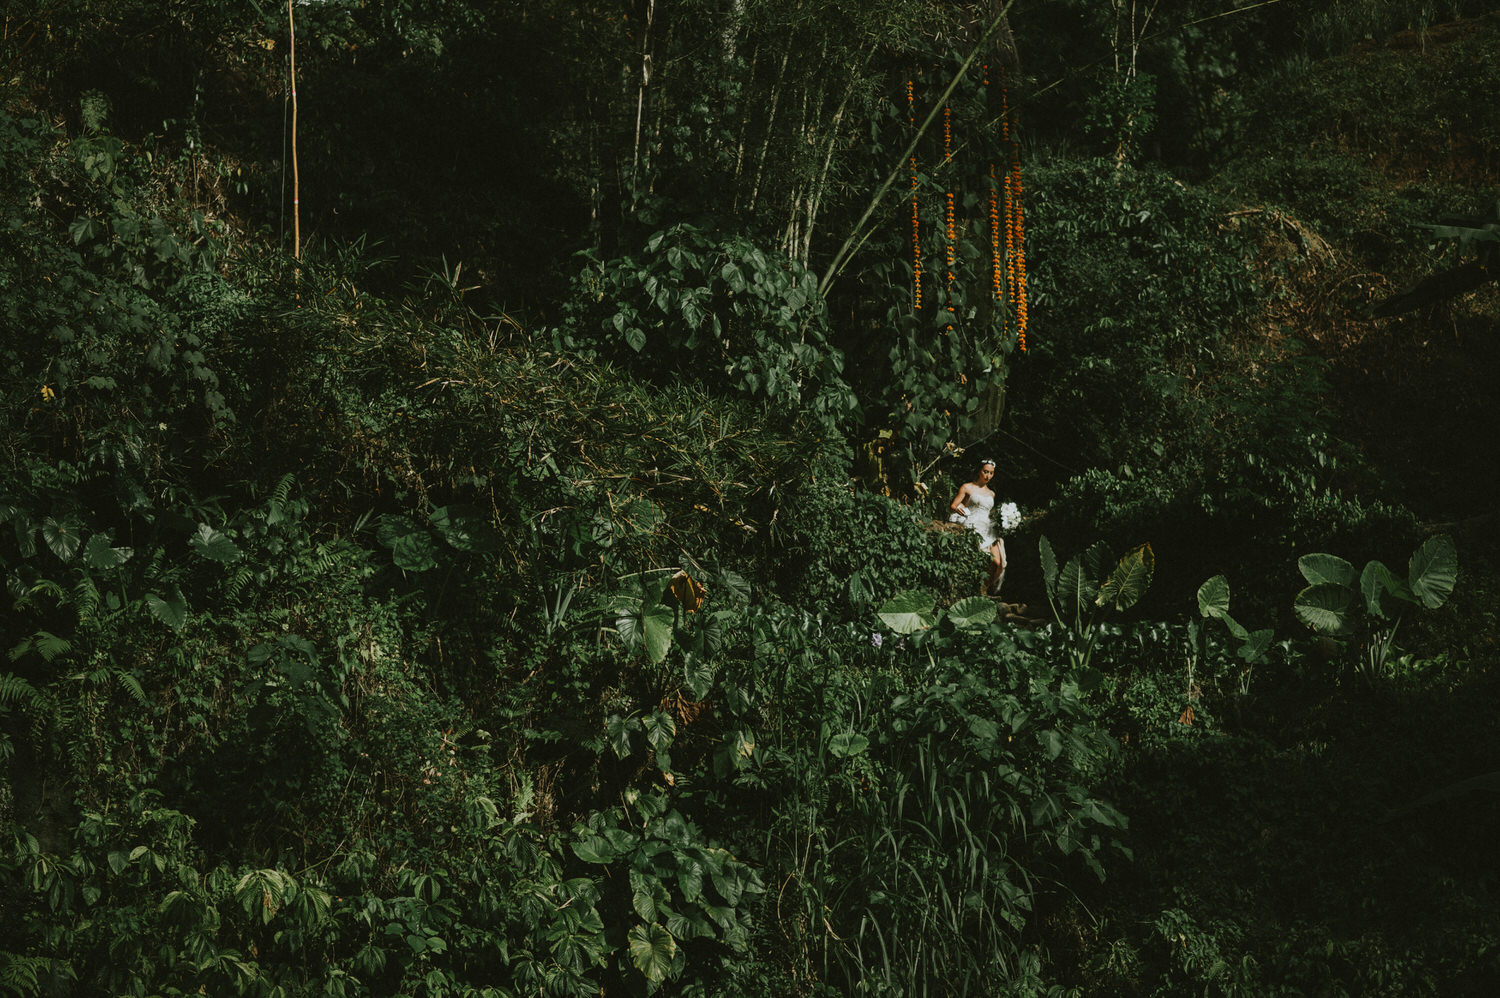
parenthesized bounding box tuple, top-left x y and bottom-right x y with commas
(999, 501, 1021, 532)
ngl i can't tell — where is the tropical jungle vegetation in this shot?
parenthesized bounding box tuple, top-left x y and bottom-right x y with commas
(2, 0, 1498, 995)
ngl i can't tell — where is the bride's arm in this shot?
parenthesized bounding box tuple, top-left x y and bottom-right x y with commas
(949, 483, 973, 513)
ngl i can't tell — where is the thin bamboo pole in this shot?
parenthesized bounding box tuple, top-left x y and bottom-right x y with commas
(288, 0, 300, 261)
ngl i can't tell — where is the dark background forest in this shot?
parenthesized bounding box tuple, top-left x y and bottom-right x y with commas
(2, 0, 1499, 995)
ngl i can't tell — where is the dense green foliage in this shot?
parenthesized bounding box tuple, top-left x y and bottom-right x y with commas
(4, 1, 1500, 996)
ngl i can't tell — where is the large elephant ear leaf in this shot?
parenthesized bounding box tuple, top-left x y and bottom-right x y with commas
(1197, 575, 1231, 620)
(1038, 535, 1059, 596)
(946, 596, 998, 629)
(1055, 555, 1086, 622)
(41, 517, 83, 563)
(628, 922, 677, 984)
(1097, 543, 1154, 612)
(1408, 534, 1457, 610)
(1079, 542, 1112, 596)
(1359, 560, 1407, 618)
(877, 590, 936, 635)
(1237, 628, 1274, 664)
(1298, 552, 1356, 588)
(146, 588, 189, 630)
(189, 523, 243, 564)
(1294, 583, 1354, 635)
(430, 504, 498, 553)
(376, 515, 438, 572)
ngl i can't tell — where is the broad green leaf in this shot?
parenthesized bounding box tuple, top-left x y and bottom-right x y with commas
(1055, 556, 1091, 621)
(1219, 614, 1250, 642)
(1297, 552, 1356, 589)
(390, 532, 438, 572)
(627, 922, 676, 983)
(603, 826, 639, 853)
(1196, 575, 1230, 619)
(946, 596, 997, 629)
(1080, 542, 1112, 593)
(430, 504, 497, 553)
(643, 710, 676, 752)
(377, 516, 439, 571)
(41, 517, 83, 563)
(570, 834, 616, 865)
(666, 907, 712, 941)
(1038, 535, 1058, 595)
(828, 732, 869, 758)
(642, 599, 674, 664)
(877, 590, 936, 634)
(1237, 629, 1274, 664)
(1407, 534, 1457, 610)
(189, 523, 242, 563)
(683, 656, 716, 700)
(81, 532, 132, 570)
(605, 714, 637, 760)
(630, 868, 664, 923)
(677, 862, 705, 905)
(146, 589, 188, 630)
(1359, 560, 1405, 618)
(1293, 582, 1354, 635)
(1097, 542, 1154, 611)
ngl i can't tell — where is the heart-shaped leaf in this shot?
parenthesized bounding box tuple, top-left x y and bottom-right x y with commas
(189, 523, 242, 564)
(42, 517, 83, 563)
(946, 596, 997, 629)
(877, 590, 936, 634)
(628, 922, 677, 983)
(1408, 534, 1457, 610)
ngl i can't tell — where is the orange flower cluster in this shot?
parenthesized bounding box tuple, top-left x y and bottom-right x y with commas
(986, 65, 1003, 315)
(990, 163, 1001, 302)
(908, 78, 921, 310)
(1011, 150, 1028, 352)
(999, 68, 1028, 352)
(943, 105, 955, 328)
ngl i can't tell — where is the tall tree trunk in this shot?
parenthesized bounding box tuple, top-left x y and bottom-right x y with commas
(629, 0, 657, 207)
(287, 0, 300, 262)
(747, 46, 790, 215)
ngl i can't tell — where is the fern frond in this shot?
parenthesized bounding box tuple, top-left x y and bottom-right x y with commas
(114, 670, 149, 709)
(223, 562, 255, 603)
(71, 575, 101, 620)
(0, 951, 49, 994)
(7, 631, 73, 664)
(12, 578, 66, 612)
(271, 472, 296, 511)
(0, 672, 41, 709)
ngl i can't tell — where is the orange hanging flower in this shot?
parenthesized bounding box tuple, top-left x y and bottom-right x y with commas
(943, 104, 955, 328)
(908, 78, 922, 311)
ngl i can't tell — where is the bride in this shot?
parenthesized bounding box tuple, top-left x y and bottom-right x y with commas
(949, 458, 1007, 596)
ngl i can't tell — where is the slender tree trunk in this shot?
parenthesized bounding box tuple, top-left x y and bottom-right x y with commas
(801, 89, 850, 265)
(287, 0, 300, 262)
(629, 0, 656, 207)
(747, 46, 790, 215)
(722, 0, 747, 62)
(732, 43, 759, 209)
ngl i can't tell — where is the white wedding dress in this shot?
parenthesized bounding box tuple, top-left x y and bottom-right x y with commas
(958, 488, 998, 552)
